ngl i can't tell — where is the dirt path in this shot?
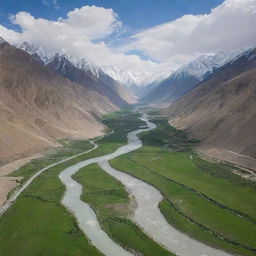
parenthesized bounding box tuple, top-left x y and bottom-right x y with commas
(0, 141, 98, 216)
(0, 154, 41, 207)
(59, 114, 232, 256)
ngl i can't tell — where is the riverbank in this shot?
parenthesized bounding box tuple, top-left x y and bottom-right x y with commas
(0, 107, 143, 256)
(110, 117, 256, 256)
(0, 107, 255, 256)
(71, 113, 236, 256)
(0, 153, 42, 207)
(74, 162, 174, 256)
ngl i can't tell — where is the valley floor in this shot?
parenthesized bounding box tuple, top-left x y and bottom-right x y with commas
(110, 116, 256, 256)
(197, 146, 256, 179)
(0, 106, 255, 256)
(0, 153, 43, 207)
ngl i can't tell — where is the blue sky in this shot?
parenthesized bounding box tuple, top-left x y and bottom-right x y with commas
(0, 0, 255, 85)
(0, 0, 224, 31)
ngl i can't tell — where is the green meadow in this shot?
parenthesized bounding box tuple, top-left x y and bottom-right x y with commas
(110, 118, 256, 256)
(0, 107, 255, 256)
(0, 108, 144, 256)
(74, 163, 175, 256)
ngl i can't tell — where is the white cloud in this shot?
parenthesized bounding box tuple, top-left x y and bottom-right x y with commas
(0, 6, 168, 85)
(125, 0, 256, 66)
(0, 0, 255, 85)
(10, 6, 120, 41)
(0, 23, 20, 43)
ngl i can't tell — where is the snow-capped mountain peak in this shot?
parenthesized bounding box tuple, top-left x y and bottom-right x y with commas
(99, 65, 170, 87)
(174, 50, 242, 81)
(65, 55, 101, 77)
(17, 41, 241, 89)
(18, 42, 55, 64)
(141, 48, 245, 103)
(17, 42, 107, 77)
(230, 47, 256, 63)
(17, 41, 166, 87)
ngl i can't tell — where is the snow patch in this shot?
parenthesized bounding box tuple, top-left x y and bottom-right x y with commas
(165, 50, 243, 84)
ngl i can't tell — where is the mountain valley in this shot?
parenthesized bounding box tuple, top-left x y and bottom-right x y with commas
(0, 2, 255, 255)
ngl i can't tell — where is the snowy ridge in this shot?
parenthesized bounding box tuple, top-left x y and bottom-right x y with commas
(17, 41, 247, 88)
(141, 49, 247, 102)
(64, 55, 101, 77)
(17, 41, 159, 87)
(18, 42, 117, 82)
(18, 42, 55, 64)
(101, 65, 170, 87)
(172, 50, 243, 81)
(229, 47, 256, 63)
(101, 65, 156, 87)
(17, 41, 171, 87)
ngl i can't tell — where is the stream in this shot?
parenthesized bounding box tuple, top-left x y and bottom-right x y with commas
(59, 114, 232, 256)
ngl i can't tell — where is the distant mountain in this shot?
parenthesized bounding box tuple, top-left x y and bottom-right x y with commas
(165, 47, 256, 170)
(100, 65, 169, 88)
(131, 78, 163, 98)
(0, 38, 127, 164)
(19, 41, 54, 64)
(46, 54, 134, 105)
(18, 41, 164, 88)
(95, 67, 135, 103)
(18, 42, 135, 103)
(142, 51, 241, 104)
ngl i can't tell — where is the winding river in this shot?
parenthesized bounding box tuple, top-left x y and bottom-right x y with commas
(59, 114, 232, 256)
(0, 139, 100, 216)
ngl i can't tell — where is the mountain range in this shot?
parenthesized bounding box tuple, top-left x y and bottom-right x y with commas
(142, 50, 241, 104)
(18, 42, 163, 88)
(1, 36, 255, 172)
(164, 47, 256, 170)
(0, 38, 131, 164)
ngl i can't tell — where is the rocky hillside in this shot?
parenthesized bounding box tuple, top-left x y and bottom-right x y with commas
(0, 38, 128, 164)
(165, 48, 256, 170)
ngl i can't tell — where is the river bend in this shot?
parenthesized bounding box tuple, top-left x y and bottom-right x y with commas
(59, 114, 232, 256)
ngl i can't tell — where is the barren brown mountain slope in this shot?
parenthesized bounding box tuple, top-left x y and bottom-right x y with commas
(46, 54, 135, 105)
(165, 50, 256, 171)
(0, 39, 127, 165)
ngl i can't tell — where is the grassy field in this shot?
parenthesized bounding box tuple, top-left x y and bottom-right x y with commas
(110, 118, 256, 256)
(0, 107, 145, 256)
(1, 107, 255, 256)
(74, 163, 175, 256)
(9, 139, 94, 185)
(9, 106, 143, 182)
(0, 159, 103, 256)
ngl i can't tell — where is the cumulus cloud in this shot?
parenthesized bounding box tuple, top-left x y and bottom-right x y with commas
(125, 0, 256, 67)
(0, 0, 255, 85)
(0, 5, 168, 85)
(0, 23, 20, 43)
(10, 6, 120, 41)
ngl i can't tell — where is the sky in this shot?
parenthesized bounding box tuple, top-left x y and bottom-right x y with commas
(0, 0, 256, 85)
